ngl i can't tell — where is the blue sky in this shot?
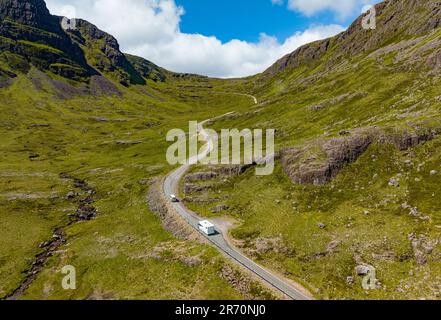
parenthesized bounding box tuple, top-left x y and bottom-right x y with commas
(177, 0, 356, 43)
(46, 0, 380, 78)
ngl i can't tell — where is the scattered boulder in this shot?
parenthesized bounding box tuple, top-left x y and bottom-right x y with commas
(115, 140, 142, 146)
(346, 276, 354, 285)
(144, 121, 161, 128)
(317, 222, 327, 229)
(65, 191, 76, 200)
(183, 184, 210, 194)
(355, 265, 371, 276)
(210, 205, 229, 213)
(408, 233, 438, 265)
(185, 172, 219, 183)
(402, 203, 421, 217)
(414, 250, 427, 265)
(326, 240, 341, 253)
(215, 164, 255, 176)
(388, 178, 400, 187)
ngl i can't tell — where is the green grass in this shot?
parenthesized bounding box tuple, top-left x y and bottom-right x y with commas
(185, 141, 441, 299)
(0, 70, 267, 299)
(2, 10, 441, 300)
(180, 29, 441, 300)
(17, 40, 63, 55)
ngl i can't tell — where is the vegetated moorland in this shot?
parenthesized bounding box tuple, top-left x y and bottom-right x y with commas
(1, 0, 441, 300)
(183, 0, 441, 300)
(0, 0, 275, 300)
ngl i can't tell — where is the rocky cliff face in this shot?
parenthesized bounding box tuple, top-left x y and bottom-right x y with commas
(67, 19, 145, 86)
(0, 0, 161, 86)
(0, 0, 56, 29)
(281, 124, 441, 185)
(264, 0, 441, 77)
(0, 0, 94, 80)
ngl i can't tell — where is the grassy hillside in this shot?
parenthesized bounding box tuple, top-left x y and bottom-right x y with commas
(181, 0, 441, 300)
(0, 0, 278, 300)
(0, 68, 274, 299)
(2, 0, 441, 301)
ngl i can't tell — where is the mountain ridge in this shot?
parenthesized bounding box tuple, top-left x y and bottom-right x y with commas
(263, 0, 441, 78)
(0, 0, 171, 86)
(3, 0, 441, 86)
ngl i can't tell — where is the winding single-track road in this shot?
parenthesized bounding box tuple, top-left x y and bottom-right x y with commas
(163, 95, 312, 300)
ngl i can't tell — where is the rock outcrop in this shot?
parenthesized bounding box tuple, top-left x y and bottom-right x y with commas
(0, 0, 94, 80)
(281, 124, 440, 185)
(185, 171, 219, 183)
(0, 0, 57, 29)
(68, 19, 145, 86)
(183, 183, 210, 194)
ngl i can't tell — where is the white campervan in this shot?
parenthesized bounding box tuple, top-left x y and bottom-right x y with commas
(198, 220, 216, 236)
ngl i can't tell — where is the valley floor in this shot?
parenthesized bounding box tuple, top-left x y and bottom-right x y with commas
(0, 72, 275, 300)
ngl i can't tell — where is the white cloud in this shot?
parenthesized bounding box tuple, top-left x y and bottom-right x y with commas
(46, 0, 345, 78)
(286, 0, 378, 19)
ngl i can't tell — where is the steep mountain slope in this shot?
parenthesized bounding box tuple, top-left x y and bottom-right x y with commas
(67, 19, 146, 86)
(125, 54, 168, 82)
(240, 0, 441, 183)
(0, 0, 94, 80)
(185, 0, 441, 299)
(0, 0, 170, 86)
(264, 0, 441, 77)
